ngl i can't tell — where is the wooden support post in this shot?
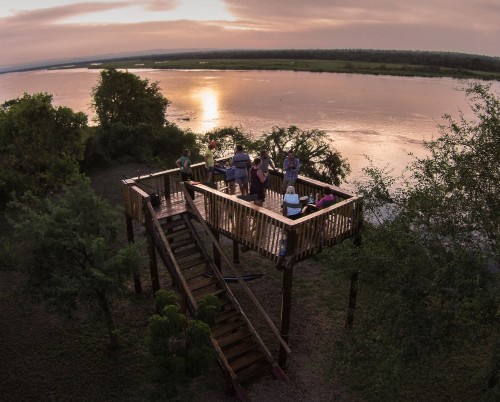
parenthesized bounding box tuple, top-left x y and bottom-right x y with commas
(144, 200, 161, 295)
(126, 214, 142, 295)
(278, 229, 296, 368)
(232, 239, 240, 264)
(345, 271, 359, 330)
(212, 229, 222, 272)
(346, 231, 361, 330)
(163, 174, 171, 202)
(279, 263, 294, 367)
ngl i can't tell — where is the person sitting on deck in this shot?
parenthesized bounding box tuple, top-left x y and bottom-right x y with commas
(315, 186, 335, 209)
(283, 186, 302, 220)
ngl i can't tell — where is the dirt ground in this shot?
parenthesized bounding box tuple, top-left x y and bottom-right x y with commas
(0, 163, 362, 401)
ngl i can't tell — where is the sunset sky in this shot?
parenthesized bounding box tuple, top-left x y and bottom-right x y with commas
(1, 0, 499, 68)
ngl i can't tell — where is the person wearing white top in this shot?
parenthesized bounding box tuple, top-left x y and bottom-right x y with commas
(283, 186, 301, 219)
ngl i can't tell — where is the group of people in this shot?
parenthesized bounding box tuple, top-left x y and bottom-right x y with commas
(283, 185, 335, 220)
(176, 142, 335, 213)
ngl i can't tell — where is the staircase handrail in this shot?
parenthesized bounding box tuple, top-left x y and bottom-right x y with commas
(180, 182, 292, 355)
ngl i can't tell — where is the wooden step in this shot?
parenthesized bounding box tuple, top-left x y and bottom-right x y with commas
(174, 247, 200, 260)
(164, 228, 190, 239)
(161, 219, 186, 230)
(211, 319, 245, 338)
(236, 360, 271, 384)
(170, 238, 195, 250)
(194, 287, 225, 302)
(180, 258, 207, 271)
(183, 267, 210, 281)
(189, 276, 219, 292)
(231, 351, 266, 373)
(216, 329, 251, 348)
(215, 308, 240, 323)
(223, 341, 258, 361)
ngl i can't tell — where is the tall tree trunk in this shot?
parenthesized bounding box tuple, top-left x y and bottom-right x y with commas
(96, 290, 119, 349)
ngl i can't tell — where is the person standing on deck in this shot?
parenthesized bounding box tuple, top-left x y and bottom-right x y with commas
(250, 157, 267, 206)
(282, 150, 300, 193)
(176, 149, 195, 201)
(205, 140, 216, 184)
(260, 150, 275, 176)
(232, 144, 251, 195)
(260, 149, 274, 197)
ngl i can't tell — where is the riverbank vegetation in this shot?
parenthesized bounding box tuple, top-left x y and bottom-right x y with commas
(65, 49, 500, 80)
(0, 67, 498, 401)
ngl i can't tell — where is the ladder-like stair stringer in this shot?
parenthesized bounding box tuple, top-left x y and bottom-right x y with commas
(152, 212, 288, 395)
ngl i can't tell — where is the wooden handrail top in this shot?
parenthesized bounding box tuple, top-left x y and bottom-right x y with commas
(127, 156, 356, 200)
(190, 182, 361, 230)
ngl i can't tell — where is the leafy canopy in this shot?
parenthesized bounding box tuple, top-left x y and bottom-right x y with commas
(85, 69, 197, 168)
(13, 177, 143, 346)
(323, 82, 500, 401)
(0, 93, 87, 206)
(91, 68, 169, 128)
(202, 125, 350, 186)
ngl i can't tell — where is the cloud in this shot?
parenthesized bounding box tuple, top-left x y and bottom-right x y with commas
(0, 0, 498, 67)
(224, 0, 500, 30)
(2, 2, 130, 25)
(140, 0, 180, 12)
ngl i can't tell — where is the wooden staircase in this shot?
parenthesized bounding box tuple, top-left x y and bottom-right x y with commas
(153, 212, 289, 397)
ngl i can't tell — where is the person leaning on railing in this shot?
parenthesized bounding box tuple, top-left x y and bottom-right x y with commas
(176, 148, 195, 201)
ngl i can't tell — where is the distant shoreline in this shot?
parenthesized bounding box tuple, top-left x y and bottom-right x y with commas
(4, 49, 500, 80)
(82, 59, 500, 80)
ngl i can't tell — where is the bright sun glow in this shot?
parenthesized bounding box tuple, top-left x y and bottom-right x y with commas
(195, 87, 219, 133)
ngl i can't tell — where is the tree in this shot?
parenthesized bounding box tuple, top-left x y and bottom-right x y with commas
(256, 126, 350, 185)
(404, 82, 499, 260)
(13, 177, 143, 348)
(91, 68, 169, 128)
(86, 69, 198, 168)
(321, 83, 500, 401)
(147, 290, 217, 398)
(202, 125, 350, 186)
(0, 93, 87, 206)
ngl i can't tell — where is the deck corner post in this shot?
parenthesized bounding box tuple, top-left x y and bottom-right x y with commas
(278, 228, 297, 368)
(126, 213, 142, 295)
(143, 199, 161, 295)
(163, 175, 171, 202)
(232, 239, 240, 264)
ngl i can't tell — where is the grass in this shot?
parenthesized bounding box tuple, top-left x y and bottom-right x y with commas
(83, 58, 500, 80)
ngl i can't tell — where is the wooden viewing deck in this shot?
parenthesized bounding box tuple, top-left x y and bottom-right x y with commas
(122, 158, 362, 263)
(121, 158, 362, 398)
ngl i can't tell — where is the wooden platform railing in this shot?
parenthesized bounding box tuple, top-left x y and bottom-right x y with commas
(122, 159, 362, 262)
(192, 183, 362, 262)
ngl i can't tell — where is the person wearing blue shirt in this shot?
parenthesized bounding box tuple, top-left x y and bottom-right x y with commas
(232, 144, 251, 195)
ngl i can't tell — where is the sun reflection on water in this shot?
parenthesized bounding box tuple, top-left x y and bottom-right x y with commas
(194, 88, 219, 133)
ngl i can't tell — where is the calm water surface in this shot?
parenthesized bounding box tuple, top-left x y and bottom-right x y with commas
(1, 68, 495, 185)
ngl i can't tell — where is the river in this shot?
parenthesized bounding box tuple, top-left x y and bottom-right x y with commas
(1, 68, 495, 185)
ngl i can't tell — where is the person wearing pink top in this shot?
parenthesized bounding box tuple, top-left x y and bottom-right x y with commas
(316, 187, 335, 209)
